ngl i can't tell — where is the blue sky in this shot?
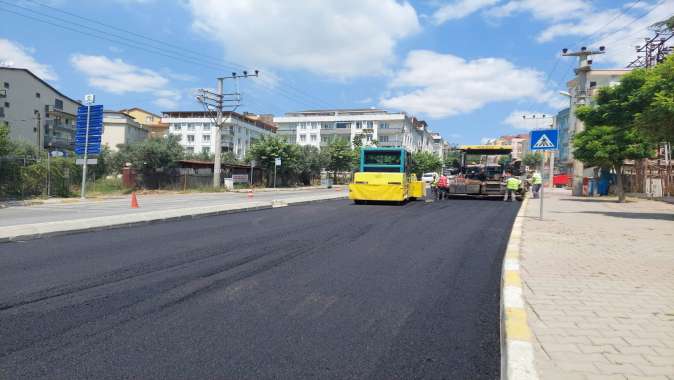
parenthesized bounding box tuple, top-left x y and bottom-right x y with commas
(1, 0, 673, 144)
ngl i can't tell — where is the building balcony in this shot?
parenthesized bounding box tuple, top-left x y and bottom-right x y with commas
(45, 135, 74, 149)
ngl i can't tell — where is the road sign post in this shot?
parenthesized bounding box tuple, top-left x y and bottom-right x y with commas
(76, 96, 103, 199)
(530, 129, 559, 220)
(274, 157, 281, 188)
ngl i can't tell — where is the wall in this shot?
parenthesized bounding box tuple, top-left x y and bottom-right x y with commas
(0, 69, 78, 149)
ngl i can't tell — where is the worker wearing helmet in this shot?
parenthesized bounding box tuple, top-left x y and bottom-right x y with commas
(504, 172, 521, 202)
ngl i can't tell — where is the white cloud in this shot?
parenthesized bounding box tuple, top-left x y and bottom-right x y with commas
(187, 0, 420, 78)
(486, 0, 591, 22)
(0, 39, 57, 80)
(503, 110, 555, 130)
(432, 0, 500, 24)
(379, 50, 563, 118)
(70, 54, 182, 109)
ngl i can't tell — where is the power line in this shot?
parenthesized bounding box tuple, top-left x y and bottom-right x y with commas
(18, 0, 336, 110)
(0, 2, 334, 111)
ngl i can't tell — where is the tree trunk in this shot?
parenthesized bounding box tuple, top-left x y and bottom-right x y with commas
(615, 164, 626, 203)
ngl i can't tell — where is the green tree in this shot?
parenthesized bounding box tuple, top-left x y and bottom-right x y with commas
(352, 134, 364, 150)
(410, 151, 442, 177)
(248, 136, 301, 186)
(0, 123, 11, 157)
(522, 152, 543, 168)
(325, 139, 353, 181)
(296, 145, 323, 185)
(444, 149, 461, 168)
(574, 75, 655, 202)
(633, 55, 674, 144)
(573, 126, 652, 202)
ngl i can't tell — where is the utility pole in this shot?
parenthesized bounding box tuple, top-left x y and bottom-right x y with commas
(562, 46, 605, 196)
(196, 70, 259, 188)
(628, 32, 673, 68)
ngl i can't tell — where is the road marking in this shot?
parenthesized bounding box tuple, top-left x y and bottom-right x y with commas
(501, 197, 538, 380)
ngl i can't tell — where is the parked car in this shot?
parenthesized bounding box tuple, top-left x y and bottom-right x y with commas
(421, 172, 438, 183)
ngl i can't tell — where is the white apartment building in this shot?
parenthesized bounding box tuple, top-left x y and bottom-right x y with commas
(102, 111, 149, 151)
(162, 111, 276, 158)
(273, 109, 436, 153)
(0, 67, 79, 150)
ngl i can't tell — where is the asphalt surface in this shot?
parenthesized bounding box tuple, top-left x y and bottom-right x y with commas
(0, 198, 520, 379)
(0, 188, 348, 227)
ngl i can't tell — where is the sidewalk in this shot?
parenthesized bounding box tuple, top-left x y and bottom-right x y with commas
(520, 190, 674, 379)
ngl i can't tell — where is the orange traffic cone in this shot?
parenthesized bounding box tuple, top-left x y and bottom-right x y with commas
(131, 192, 139, 208)
(247, 189, 253, 200)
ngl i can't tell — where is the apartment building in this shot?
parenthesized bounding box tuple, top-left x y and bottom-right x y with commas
(273, 108, 437, 153)
(0, 67, 79, 150)
(101, 111, 149, 151)
(162, 111, 276, 159)
(119, 107, 168, 138)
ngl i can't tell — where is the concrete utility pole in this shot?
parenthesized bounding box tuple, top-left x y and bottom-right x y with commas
(562, 46, 605, 196)
(196, 70, 259, 188)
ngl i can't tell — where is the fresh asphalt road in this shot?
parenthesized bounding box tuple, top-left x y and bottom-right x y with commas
(0, 188, 348, 227)
(0, 198, 520, 379)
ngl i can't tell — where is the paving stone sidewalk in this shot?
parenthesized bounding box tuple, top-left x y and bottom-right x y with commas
(520, 190, 674, 380)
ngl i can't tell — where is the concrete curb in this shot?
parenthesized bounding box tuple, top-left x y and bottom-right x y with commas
(500, 197, 538, 380)
(0, 195, 347, 243)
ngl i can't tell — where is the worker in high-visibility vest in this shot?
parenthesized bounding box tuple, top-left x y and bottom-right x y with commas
(531, 170, 542, 199)
(504, 173, 521, 202)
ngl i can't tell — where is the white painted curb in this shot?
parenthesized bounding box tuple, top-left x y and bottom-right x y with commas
(500, 197, 538, 380)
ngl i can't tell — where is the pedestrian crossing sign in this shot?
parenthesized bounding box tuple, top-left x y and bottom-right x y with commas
(530, 129, 558, 151)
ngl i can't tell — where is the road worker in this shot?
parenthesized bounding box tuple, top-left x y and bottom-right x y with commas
(436, 173, 449, 200)
(531, 170, 542, 199)
(430, 174, 438, 199)
(504, 172, 521, 202)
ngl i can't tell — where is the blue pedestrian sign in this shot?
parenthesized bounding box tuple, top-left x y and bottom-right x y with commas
(75, 104, 104, 155)
(530, 129, 558, 151)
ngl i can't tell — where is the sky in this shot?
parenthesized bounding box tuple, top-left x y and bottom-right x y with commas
(1, 0, 673, 145)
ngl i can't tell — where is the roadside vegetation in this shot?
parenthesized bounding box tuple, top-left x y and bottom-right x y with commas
(573, 54, 674, 202)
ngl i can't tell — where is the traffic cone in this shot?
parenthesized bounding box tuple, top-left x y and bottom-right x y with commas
(247, 189, 253, 200)
(131, 192, 139, 208)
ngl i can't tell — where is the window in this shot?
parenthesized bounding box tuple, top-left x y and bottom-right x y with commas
(35, 92, 40, 98)
(173, 124, 181, 131)
(300, 134, 306, 142)
(186, 147, 194, 153)
(145, 116, 152, 122)
(203, 124, 211, 131)
(3, 82, 8, 89)
(187, 135, 195, 143)
(590, 81, 597, 88)
(366, 121, 373, 129)
(202, 147, 210, 154)
(322, 123, 333, 129)
(0, 107, 4, 118)
(187, 123, 195, 131)
(202, 134, 211, 142)
(355, 122, 362, 129)
(379, 122, 389, 129)
(3, 102, 8, 108)
(311, 123, 317, 130)
(380, 135, 389, 142)
(321, 136, 329, 143)
(336, 122, 349, 129)
(297, 123, 304, 130)
(310, 134, 317, 142)
(54, 99, 63, 110)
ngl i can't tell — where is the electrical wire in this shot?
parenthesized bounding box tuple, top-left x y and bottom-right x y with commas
(0, 1, 333, 111)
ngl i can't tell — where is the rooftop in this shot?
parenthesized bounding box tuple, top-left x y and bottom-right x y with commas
(161, 111, 277, 132)
(0, 67, 80, 105)
(284, 108, 401, 117)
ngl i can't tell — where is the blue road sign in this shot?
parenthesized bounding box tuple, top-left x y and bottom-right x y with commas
(75, 104, 104, 156)
(530, 129, 558, 151)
